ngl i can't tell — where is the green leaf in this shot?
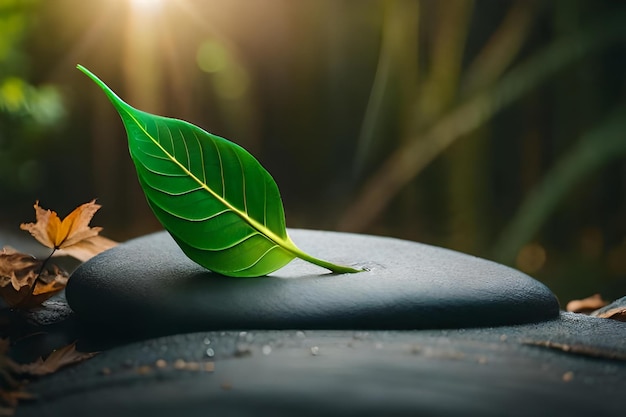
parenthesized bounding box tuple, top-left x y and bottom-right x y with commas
(77, 64, 361, 277)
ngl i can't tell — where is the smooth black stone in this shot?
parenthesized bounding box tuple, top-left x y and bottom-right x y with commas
(18, 314, 626, 417)
(66, 230, 559, 335)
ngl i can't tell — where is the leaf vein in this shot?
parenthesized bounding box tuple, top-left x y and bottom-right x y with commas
(235, 151, 248, 215)
(180, 126, 191, 169)
(213, 139, 225, 198)
(166, 124, 175, 158)
(192, 130, 207, 184)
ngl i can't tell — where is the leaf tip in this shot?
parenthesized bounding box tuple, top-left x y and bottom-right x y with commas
(76, 64, 99, 83)
(76, 64, 129, 113)
(76, 63, 90, 77)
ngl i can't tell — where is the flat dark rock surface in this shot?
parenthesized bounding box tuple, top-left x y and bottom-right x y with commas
(66, 230, 559, 336)
(17, 313, 626, 417)
(7, 230, 624, 416)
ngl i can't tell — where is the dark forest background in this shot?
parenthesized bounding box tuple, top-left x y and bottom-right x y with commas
(1, 0, 625, 303)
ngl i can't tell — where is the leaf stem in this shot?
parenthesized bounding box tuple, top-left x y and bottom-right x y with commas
(297, 252, 363, 274)
(281, 238, 363, 274)
(30, 248, 56, 296)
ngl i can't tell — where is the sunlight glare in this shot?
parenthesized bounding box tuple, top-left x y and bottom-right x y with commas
(130, 0, 165, 13)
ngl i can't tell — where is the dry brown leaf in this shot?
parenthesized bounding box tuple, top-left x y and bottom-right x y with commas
(20, 201, 116, 260)
(0, 248, 38, 292)
(523, 340, 626, 361)
(0, 405, 14, 417)
(566, 293, 609, 314)
(0, 389, 32, 412)
(18, 342, 98, 377)
(594, 307, 626, 322)
(2, 201, 116, 308)
(0, 248, 68, 309)
(53, 235, 118, 262)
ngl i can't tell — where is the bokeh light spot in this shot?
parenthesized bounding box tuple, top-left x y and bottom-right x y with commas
(0, 77, 26, 112)
(196, 40, 229, 74)
(196, 39, 250, 100)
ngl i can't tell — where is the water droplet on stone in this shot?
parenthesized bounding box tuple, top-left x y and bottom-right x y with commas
(203, 337, 211, 345)
(310, 346, 320, 356)
(262, 345, 272, 355)
(136, 365, 152, 375)
(186, 362, 201, 371)
(239, 331, 247, 338)
(296, 331, 306, 338)
(562, 371, 574, 382)
(205, 348, 215, 358)
(235, 343, 252, 357)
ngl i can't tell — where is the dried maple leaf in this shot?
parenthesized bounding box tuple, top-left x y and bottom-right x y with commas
(0, 248, 68, 309)
(565, 293, 609, 314)
(0, 249, 38, 292)
(594, 307, 626, 322)
(53, 235, 117, 262)
(0, 389, 32, 415)
(17, 342, 98, 377)
(19, 201, 116, 260)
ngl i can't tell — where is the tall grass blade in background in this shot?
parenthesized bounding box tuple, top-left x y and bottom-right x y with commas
(493, 109, 626, 264)
(339, 7, 626, 233)
(352, 0, 420, 180)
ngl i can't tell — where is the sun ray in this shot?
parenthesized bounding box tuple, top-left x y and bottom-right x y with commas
(129, 0, 165, 14)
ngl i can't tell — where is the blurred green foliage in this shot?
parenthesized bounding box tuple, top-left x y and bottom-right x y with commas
(0, 0, 624, 302)
(0, 0, 65, 198)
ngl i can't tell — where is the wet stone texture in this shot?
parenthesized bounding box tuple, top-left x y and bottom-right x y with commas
(9, 230, 626, 416)
(66, 229, 560, 336)
(18, 314, 626, 417)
